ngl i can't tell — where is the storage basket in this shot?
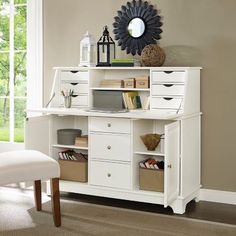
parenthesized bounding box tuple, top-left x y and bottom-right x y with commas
(59, 159, 88, 182)
(139, 167, 164, 192)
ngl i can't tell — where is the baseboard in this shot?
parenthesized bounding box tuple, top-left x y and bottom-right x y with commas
(200, 189, 236, 205)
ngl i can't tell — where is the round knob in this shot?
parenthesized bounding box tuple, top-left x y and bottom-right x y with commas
(167, 164, 172, 169)
(107, 123, 111, 127)
(107, 173, 111, 177)
(107, 145, 111, 150)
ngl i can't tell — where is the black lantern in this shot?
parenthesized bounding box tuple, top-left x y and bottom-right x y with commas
(97, 26, 116, 67)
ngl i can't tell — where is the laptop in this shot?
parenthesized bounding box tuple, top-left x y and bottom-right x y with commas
(86, 90, 128, 113)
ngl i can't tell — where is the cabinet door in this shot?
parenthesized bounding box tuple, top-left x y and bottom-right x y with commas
(25, 115, 51, 155)
(164, 121, 180, 207)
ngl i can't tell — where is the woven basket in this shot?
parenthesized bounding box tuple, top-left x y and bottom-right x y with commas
(141, 44, 166, 67)
(140, 133, 161, 151)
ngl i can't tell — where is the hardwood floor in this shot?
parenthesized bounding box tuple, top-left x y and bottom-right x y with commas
(61, 192, 236, 225)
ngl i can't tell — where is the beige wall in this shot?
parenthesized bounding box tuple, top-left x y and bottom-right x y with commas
(43, 0, 236, 192)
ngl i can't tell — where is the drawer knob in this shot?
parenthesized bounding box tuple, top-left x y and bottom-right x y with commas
(167, 164, 172, 169)
(107, 145, 111, 150)
(107, 123, 111, 127)
(107, 173, 111, 177)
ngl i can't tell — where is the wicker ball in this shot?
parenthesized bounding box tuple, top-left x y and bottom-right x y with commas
(141, 44, 166, 67)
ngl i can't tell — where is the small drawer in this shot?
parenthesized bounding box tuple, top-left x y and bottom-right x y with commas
(152, 71, 185, 83)
(61, 82, 89, 95)
(61, 70, 89, 81)
(90, 117, 131, 134)
(90, 133, 131, 162)
(152, 84, 185, 96)
(72, 95, 88, 107)
(151, 108, 183, 114)
(90, 161, 131, 189)
(152, 97, 183, 109)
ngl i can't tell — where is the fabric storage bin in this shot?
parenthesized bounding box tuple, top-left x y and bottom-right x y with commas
(59, 159, 88, 182)
(139, 167, 164, 192)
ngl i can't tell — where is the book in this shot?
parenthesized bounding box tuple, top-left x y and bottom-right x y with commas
(111, 58, 134, 63)
(111, 63, 134, 67)
(134, 96, 142, 109)
(58, 150, 88, 162)
(143, 96, 150, 110)
(122, 91, 139, 110)
(139, 161, 146, 168)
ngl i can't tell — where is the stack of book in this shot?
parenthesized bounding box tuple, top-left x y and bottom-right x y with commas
(111, 58, 134, 67)
(58, 150, 88, 161)
(122, 91, 141, 110)
(99, 79, 123, 88)
(139, 158, 164, 169)
(122, 92, 150, 110)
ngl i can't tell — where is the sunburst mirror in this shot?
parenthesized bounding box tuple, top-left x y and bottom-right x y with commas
(113, 0, 163, 56)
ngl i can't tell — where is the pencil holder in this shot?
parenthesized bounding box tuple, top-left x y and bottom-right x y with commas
(64, 96, 72, 108)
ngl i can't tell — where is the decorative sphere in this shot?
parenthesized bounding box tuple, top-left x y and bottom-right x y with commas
(141, 44, 166, 67)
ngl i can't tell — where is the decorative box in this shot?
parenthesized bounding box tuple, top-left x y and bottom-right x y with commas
(135, 76, 149, 88)
(75, 135, 88, 147)
(123, 78, 135, 88)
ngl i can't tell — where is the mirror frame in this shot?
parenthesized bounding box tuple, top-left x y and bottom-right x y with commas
(113, 0, 163, 56)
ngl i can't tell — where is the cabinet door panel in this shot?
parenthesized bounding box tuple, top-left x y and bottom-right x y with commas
(164, 121, 180, 207)
(25, 115, 51, 155)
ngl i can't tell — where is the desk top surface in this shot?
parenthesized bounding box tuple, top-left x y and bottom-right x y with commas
(28, 107, 201, 120)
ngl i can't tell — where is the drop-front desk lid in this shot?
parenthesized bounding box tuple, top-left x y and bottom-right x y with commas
(27, 107, 201, 121)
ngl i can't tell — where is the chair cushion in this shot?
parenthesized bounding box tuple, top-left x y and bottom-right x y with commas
(0, 150, 60, 185)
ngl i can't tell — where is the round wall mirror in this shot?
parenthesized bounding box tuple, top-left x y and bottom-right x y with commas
(113, 0, 163, 55)
(128, 18, 145, 38)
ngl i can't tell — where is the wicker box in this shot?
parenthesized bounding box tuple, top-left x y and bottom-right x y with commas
(75, 135, 88, 147)
(135, 76, 149, 88)
(59, 159, 88, 182)
(123, 78, 135, 88)
(139, 167, 164, 192)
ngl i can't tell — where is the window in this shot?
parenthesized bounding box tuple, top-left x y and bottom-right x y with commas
(0, 0, 27, 143)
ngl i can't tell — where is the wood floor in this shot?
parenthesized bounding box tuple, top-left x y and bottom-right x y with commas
(61, 192, 236, 225)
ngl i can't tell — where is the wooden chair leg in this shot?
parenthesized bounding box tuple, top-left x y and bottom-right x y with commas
(34, 180, 42, 211)
(50, 178, 61, 227)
